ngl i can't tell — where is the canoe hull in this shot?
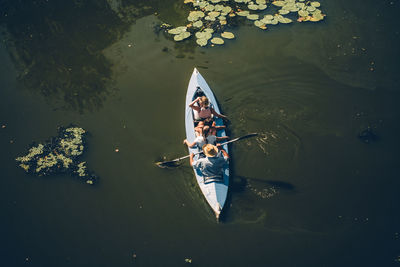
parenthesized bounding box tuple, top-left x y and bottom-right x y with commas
(185, 68, 229, 220)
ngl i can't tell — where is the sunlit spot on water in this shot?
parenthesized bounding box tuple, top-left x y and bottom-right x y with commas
(255, 131, 279, 156)
(247, 182, 278, 199)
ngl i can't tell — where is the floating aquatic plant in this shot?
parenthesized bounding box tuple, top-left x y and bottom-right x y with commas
(221, 31, 235, 39)
(161, 0, 326, 47)
(15, 126, 97, 185)
(211, 37, 224, 44)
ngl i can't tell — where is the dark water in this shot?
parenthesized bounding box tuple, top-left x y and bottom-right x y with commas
(1, 0, 400, 266)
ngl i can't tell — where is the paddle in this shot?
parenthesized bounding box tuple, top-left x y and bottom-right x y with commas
(156, 133, 258, 168)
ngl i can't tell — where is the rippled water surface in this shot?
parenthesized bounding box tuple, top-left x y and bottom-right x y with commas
(1, 0, 400, 266)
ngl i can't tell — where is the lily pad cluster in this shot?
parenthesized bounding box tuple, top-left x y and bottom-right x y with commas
(15, 126, 97, 185)
(272, 0, 325, 22)
(164, 0, 326, 47)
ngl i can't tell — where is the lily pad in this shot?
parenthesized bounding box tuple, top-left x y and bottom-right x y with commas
(193, 20, 203, 28)
(279, 9, 290, 15)
(237, 11, 250, 16)
(199, 2, 207, 8)
(254, 20, 266, 28)
(247, 14, 259, 20)
(211, 37, 224, 45)
(311, 1, 321, 7)
(298, 10, 309, 17)
(261, 18, 272, 24)
(208, 11, 221, 17)
(282, 4, 295, 10)
(205, 4, 215, 11)
(272, 1, 285, 7)
(204, 32, 213, 40)
(205, 15, 216, 21)
(174, 31, 191, 42)
(222, 6, 232, 13)
(270, 18, 279, 25)
(264, 14, 274, 20)
(258, 4, 267, 10)
(278, 16, 292, 24)
(312, 9, 322, 14)
(214, 4, 223, 11)
(248, 4, 259, 10)
(310, 13, 324, 21)
(196, 38, 208, 47)
(221, 31, 235, 39)
(167, 26, 187, 35)
(296, 2, 305, 9)
(307, 6, 316, 12)
(188, 11, 205, 22)
(195, 32, 206, 39)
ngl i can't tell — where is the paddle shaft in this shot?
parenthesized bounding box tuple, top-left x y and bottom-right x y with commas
(157, 133, 258, 165)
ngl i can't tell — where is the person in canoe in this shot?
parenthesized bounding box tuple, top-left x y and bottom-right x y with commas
(189, 96, 228, 122)
(194, 118, 226, 136)
(183, 125, 229, 149)
(189, 143, 229, 182)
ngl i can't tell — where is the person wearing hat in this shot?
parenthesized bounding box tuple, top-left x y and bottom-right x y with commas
(189, 143, 229, 182)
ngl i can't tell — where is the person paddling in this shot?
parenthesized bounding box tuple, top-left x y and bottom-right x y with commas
(189, 144, 229, 182)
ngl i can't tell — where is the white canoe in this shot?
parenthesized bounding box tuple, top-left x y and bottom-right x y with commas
(185, 68, 229, 220)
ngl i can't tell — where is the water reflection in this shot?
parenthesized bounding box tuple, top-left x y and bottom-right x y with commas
(0, 0, 155, 112)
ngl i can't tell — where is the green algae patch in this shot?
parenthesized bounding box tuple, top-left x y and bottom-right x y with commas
(15, 126, 97, 185)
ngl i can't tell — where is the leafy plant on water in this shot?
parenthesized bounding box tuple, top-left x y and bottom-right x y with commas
(162, 0, 326, 47)
(15, 126, 98, 185)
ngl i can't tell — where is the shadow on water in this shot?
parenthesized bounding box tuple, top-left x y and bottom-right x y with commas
(232, 175, 296, 192)
(0, 0, 172, 113)
(219, 174, 296, 224)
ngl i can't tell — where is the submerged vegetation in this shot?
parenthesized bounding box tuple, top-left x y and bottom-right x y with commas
(15, 126, 97, 185)
(163, 0, 326, 46)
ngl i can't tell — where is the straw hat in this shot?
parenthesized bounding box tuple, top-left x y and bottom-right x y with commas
(203, 144, 218, 157)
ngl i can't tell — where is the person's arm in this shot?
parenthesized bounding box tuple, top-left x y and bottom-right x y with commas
(216, 144, 229, 159)
(216, 136, 229, 142)
(194, 125, 203, 136)
(189, 97, 201, 112)
(183, 139, 196, 148)
(210, 108, 228, 120)
(189, 153, 195, 166)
